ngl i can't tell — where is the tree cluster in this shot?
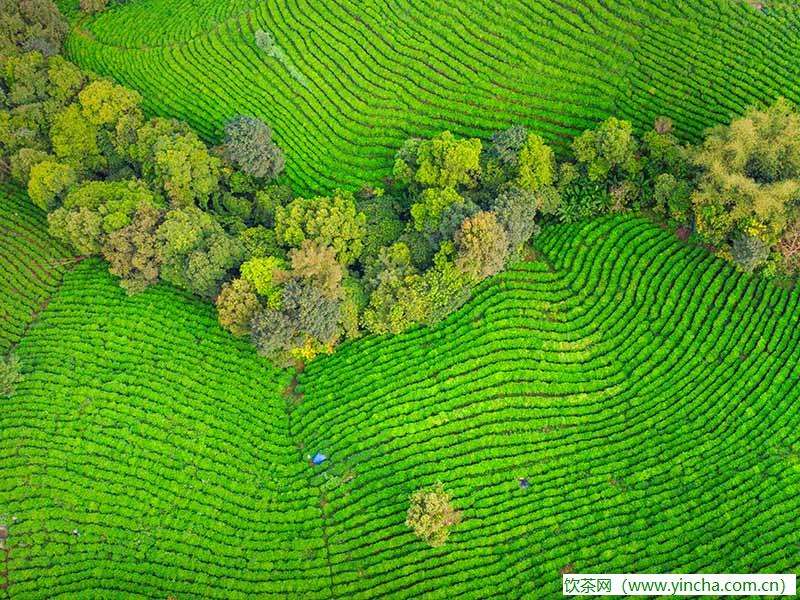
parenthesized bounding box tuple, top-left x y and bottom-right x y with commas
(5, 1, 800, 367)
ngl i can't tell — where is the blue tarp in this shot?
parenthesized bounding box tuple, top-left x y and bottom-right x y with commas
(311, 453, 327, 465)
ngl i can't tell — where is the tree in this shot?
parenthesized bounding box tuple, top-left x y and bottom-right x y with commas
(223, 115, 285, 180)
(10, 147, 49, 185)
(239, 225, 284, 259)
(3, 51, 49, 106)
(362, 243, 471, 335)
(410, 187, 465, 233)
(131, 119, 220, 207)
(27, 159, 76, 210)
(216, 277, 260, 338)
(454, 211, 509, 280)
(158, 207, 246, 298)
(491, 187, 539, 253)
(572, 116, 639, 183)
(777, 219, 800, 275)
(0, 0, 67, 61)
(48, 205, 103, 254)
(692, 98, 800, 249)
(50, 103, 104, 172)
(653, 173, 692, 222)
(356, 195, 404, 263)
(431, 198, 480, 245)
(361, 243, 419, 334)
(282, 278, 341, 345)
(288, 240, 343, 299)
(732, 231, 769, 273)
(240, 255, 286, 307)
(152, 133, 221, 207)
(252, 184, 293, 227)
(48, 179, 159, 254)
(250, 278, 342, 363)
(516, 132, 556, 192)
(488, 124, 528, 166)
(391, 137, 421, 185)
(250, 308, 302, 363)
(275, 191, 366, 265)
(78, 79, 142, 130)
(102, 201, 164, 294)
(79, 0, 107, 14)
(642, 118, 694, 180)
(339, 276, 366, 341)
(405, 482, 462, 548)
(46, 55, 85, 103)
(414, 131, 482, 189)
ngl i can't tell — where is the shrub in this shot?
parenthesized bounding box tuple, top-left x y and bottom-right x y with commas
(0, 353, 22, 395)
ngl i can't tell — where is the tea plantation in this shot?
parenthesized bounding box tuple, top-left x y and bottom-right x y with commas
(0, 186, 72, 353)
(2, 210, 798, 597)
(57, 0, 800, 192)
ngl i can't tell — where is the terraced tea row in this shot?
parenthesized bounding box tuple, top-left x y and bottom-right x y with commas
(3, 216, 798, 597)
(0, 262, 329, 599)
(293, 215, 800, 598)
(60, 0, 800, 193)
(0, 185, 73, 353)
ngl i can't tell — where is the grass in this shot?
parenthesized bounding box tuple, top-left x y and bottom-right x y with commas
(2, 212, 798, 597)
(57, 0, 800, 193)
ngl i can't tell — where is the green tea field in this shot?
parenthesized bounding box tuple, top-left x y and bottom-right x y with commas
(0, 187, 72, 353)
(59, 0, 800, 191)
(2, 213, 798, 597)
(3, 0, 800, 596)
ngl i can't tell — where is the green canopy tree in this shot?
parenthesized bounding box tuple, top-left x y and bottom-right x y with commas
(102, 200, 165, 294)
(275, 191, 366, 265)
(240, 255, 286, 307)
(158, 207, 245, 298)
(414, 131, 482, 189)
(49, 102, 104, 172)
(27, 158, 76, 210)
(48, 179, 160, 254)
(692, 98, 800, 253)
(223, 115, 285, 180)
(216, 277, 261, 338)
(572, 116, 640, 184)
(406, 482, 462, 548)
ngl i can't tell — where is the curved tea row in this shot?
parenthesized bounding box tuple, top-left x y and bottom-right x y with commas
(60, 0, 800, 193)
(2, 214, 798, 597)
(294, 215, 800, 598)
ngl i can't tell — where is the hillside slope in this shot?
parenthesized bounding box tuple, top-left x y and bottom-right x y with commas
(60, 0, 800, 192)
(0, 186, 73, 353)
(0, 262, 329, 599)
(2, 212, 798, 597)
(293, 215, 800, 598)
